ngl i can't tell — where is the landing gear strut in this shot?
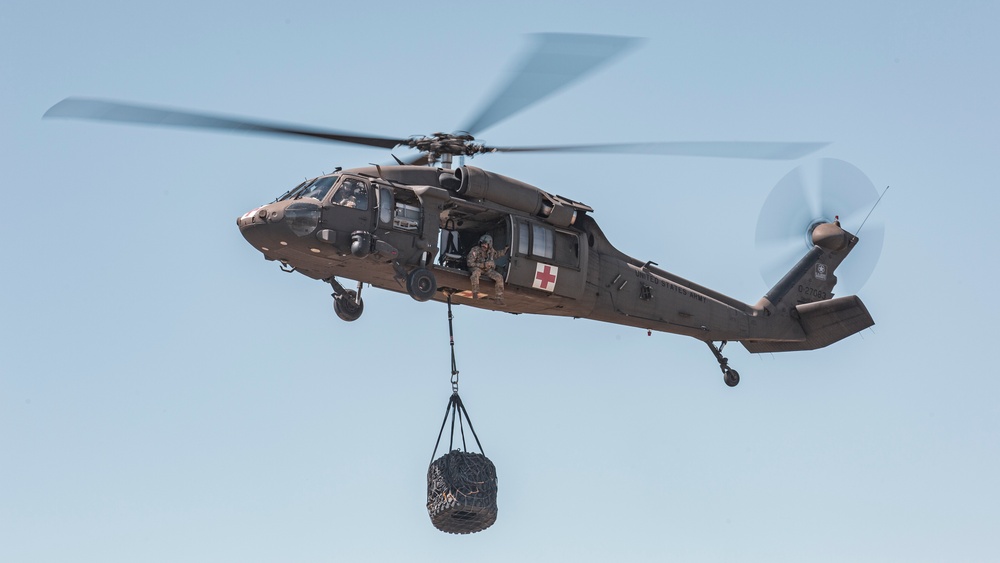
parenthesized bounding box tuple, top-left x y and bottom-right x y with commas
(327, 277, 365, 322)
(706, 341, 740, 387)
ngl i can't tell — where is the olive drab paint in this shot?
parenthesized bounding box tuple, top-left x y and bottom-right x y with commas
(43, 33, 871, 387)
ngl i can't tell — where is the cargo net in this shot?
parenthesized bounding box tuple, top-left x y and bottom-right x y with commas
(427, 392, 498, 534)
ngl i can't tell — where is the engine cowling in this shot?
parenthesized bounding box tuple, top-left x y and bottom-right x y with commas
(451, 166, 589, 227)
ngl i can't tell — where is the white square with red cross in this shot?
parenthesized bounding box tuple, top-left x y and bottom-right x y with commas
(533, 263, 558, 292)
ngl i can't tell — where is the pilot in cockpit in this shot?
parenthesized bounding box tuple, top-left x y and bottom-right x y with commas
(352, 183, 369, 209)
(334, 180, 368, 210)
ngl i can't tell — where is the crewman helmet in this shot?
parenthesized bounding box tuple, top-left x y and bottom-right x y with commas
(479, 234, 493, 246)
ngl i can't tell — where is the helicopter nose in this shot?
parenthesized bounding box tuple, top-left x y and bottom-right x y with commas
(239, 201, 323, 235)
(237, 200, 328, 257)
(239, 205, 272, 226)
(237, 204, 284, 252)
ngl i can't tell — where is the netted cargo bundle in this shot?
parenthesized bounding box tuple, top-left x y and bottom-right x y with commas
(427, 392, 498, 534)
(427, 450, 498, 534)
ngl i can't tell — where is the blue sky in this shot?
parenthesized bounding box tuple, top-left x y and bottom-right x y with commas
(3, 1, 999, 561)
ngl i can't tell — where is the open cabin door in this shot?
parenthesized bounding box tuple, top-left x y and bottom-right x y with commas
(506, 217, 587, 299)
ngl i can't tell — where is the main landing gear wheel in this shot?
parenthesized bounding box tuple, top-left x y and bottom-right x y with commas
(406, 268, 437, 302)
(334, 290, 364, 322)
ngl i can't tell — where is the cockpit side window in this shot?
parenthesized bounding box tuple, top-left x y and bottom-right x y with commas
(378, 187, 394, 225)
(331, 178, 370, 211)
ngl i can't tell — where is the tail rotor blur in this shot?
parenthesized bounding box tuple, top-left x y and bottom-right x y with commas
(755, 158, 884, 296)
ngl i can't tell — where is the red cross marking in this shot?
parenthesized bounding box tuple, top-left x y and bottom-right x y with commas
(535, 264, 557, 290)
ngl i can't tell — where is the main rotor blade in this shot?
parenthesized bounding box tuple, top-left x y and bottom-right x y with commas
(490, 141, 828, 160)
(44, 98, 406, 149)
(461, 33, 641, 136)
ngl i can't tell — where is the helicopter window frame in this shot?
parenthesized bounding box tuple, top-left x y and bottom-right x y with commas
(330, 177, 370, 211)
(378, 186, 394, 226)
(276, 179, 311, 202)
(515, 219, 580, 269)
(532, 224, 554, 260)
(295, 175, 339, 202)
(389, 189, 422, 232)
(517, 222, 530, 256)
(552, 229, 579, 266)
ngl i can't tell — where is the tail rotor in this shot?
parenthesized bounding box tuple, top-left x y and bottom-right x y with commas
(755, 158, 884, 296)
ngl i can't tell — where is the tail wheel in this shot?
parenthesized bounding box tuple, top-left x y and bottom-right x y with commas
(724, 368, 740, 387)
(406, 268, 437, 302)
(334, 290, 364, 322)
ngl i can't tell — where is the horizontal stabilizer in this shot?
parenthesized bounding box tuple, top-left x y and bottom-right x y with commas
(742, 295, 874, 353)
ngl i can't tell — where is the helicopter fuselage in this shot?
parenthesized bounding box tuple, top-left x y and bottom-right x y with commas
(46, 33, 875, 388)
(237, 164, 860, 349)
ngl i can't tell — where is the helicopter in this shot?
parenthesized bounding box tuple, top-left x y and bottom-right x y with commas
(44, 33, 877, 387)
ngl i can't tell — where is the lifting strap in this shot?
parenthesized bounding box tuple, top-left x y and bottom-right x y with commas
(429, 391, 485, 464)
(448, 293, 459, 392)
(429, 294, 485, 463)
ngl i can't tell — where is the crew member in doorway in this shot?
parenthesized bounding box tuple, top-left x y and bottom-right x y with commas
(467, 234, 507, 305)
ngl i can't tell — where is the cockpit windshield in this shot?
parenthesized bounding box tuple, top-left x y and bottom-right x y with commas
(279, 174, 340, 202)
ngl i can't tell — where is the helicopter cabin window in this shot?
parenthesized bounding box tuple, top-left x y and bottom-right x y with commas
(391, 191, 422, 231)
(553, 230, 579, 266)
(331, 178, 369, 210)
(532, 224, 554, 259)
(393, 203, 420, 231)
(378, 187, 394, 226)
(516, 220, 579, 268)
(517, 222, 530, 256)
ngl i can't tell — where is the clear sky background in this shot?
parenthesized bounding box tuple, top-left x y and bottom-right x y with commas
(3, 1, 998, 561)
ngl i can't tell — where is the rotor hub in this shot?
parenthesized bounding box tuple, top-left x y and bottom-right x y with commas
(404, 133, 495, 159)
(805, 218, 830, 249)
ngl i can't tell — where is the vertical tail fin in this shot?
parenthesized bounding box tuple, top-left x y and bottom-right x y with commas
(743, 222, 874, 352)
(759, 222, 855, 310)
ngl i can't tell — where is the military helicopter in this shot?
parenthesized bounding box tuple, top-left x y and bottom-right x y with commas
(44, 33, 879, 387)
